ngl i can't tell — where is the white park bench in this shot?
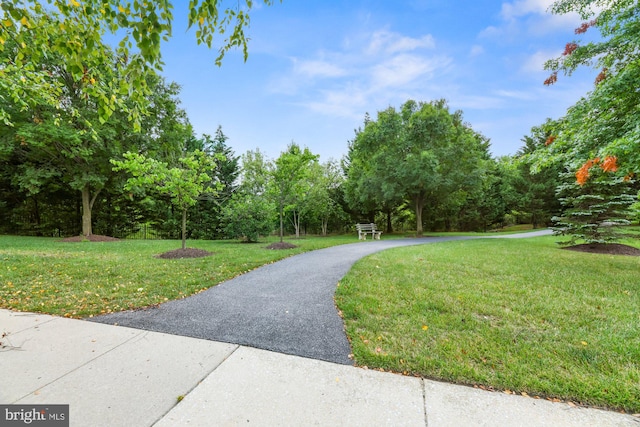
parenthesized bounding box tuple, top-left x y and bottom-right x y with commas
(356, 223, 382, 240)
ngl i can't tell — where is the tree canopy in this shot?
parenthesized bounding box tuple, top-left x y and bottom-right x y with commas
(539, 0, 640, 183)
(346, 100, 489, 236)
(0, 0, 278, 128)
(271, 142, 319, 241)
(112, 150, 220, 249)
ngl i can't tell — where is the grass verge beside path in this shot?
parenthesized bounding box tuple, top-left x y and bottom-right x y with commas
(336, 235, 640, 413)
(0, 234, 355, 318)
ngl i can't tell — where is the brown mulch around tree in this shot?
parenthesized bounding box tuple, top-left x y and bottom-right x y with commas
(60, 234, 120, 242)
(265, 242, 299, 250)
(155, 248, 214, 259)
(563, 243, 640, 256)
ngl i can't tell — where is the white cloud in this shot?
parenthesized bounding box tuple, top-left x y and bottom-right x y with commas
(480, 0, 582, 39)
(366, 30, 435, 55)
(494, 89, 536, 100)
(292, 59, 347, 78)
(268, 28, 452, 120)
(470, 45, 485, 57)
(500, 0, 554, 20)
(371, 54, 451, 89)
(520, 49, 559, 73)
(301, 87, 369, 119)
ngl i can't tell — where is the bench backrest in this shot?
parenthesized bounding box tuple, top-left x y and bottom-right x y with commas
(356, 223, 377, 231)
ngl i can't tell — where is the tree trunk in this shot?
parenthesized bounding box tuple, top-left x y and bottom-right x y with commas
(279, 198, 284, 243)
(293, 210, 301, 238)
(81, 185, 92, 237)
(386, 210, 393, 233)
(181, 208, 187, 250)
(415, 194, 425, 237)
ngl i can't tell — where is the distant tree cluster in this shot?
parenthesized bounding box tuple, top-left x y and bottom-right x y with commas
(3, 0, 637, 245)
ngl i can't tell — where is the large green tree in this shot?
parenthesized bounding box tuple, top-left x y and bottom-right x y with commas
(271, 143, 319, 240)
(0, 51, 191, 237)
(343, 114, 404, 231)
(347, 100, 488, 236)
(0, 1, 278, 128)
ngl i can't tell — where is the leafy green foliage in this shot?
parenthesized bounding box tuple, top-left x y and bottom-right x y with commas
(554, 171, 636, 245)
(0, 62, 191, 237)
(0, 0, 279, 127)
(112, 150, 220, 249)
(222, 192, 276, 242)
(187, 129, 240, 239)
(532, 1, 640, 243)
(540, 0, 640, 177)
(303, 160, 346, 236)
(509, 122, 563, 228)
(271, 143, 319, 240)
(221, 148, 276, 242)
(346, 100, 489, 235)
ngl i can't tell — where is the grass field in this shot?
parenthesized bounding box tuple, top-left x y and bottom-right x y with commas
(335, 235, 640, 412)
(0, 234, 355, 318)
(2, 231, 639, 412)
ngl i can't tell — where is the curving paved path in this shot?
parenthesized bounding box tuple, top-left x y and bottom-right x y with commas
(91, 231, 551, 365)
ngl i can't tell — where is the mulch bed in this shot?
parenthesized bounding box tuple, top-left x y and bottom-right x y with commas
(563, 243, 640, 256)
(155, 248, 214, 259)
(60, 234, 120, 242)
(265, 242, 299, 250)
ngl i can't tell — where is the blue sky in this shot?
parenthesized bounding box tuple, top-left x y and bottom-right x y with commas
(158, 0, 599, 162)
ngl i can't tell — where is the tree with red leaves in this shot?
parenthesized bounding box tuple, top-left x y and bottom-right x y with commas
(538, 0, 640, 186)
(531, 0, 639, 244)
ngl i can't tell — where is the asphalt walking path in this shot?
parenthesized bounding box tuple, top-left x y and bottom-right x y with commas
(91, 234, 483, 364)
(3, 230, 639, 426)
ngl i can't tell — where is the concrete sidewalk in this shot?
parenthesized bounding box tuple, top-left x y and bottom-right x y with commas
(2, 310, 637, 427)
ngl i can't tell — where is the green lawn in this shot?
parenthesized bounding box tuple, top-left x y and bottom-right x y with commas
(0, 234, 355, 318)
(335, 235, 640, 412)
(3, 232, 639, 412)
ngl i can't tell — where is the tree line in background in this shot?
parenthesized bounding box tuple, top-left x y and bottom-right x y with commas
(1, 0, 638, 243)
(0, 82, 566, 240)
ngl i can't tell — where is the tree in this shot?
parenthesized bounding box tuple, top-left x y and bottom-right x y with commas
(221, 148, 275, 242)
(456, 158, 507, 232)
(0, 46, 191, 237)
(532, 0, 640, 243)
(513, 122, 563, 228)
(347, 100, 488, 236)
(343, 126, 404, 231)
(187, 128, 240, 239)
(1, 1, 279, 128)
(112, 150, 220, 249)
(541, 0, 640, 181)
(554, 169, 636, 245)
(304, 160, 346, 236)
(271, 143, 319, 241)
